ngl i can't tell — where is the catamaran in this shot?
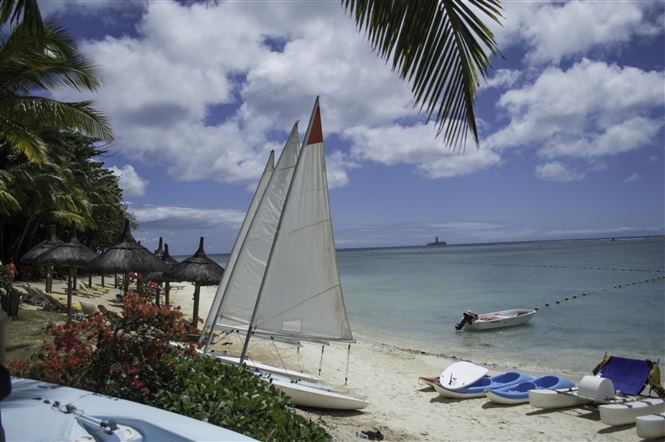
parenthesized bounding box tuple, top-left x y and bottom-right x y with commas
(201, 98, 368, 410)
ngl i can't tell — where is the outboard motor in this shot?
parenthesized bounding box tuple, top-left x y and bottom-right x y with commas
(455, 311, 477, 331)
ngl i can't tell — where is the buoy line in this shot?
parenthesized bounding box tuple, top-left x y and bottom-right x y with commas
(532, 275, 665, 311)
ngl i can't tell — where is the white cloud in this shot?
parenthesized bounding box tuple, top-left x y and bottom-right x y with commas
(496, 1, 663, 64)
(624, 173, 641, 183)
(344, 123, 501, 178)
(110, 165, 148, 196)
(50, 1, 420, 189)
(487, 60, 664, 163)
(535, 162, 584, 182)
(479, 69, 521, 91)
(128, 203, 245, 230)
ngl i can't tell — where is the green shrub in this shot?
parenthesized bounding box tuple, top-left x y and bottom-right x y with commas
(154, 356, 330, 441)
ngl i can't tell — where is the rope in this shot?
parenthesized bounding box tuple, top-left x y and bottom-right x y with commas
(450, 261, 663, 274)
(532, 275, 665, 311)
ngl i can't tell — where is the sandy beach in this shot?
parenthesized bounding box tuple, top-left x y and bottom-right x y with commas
(12, 277, 643, 441)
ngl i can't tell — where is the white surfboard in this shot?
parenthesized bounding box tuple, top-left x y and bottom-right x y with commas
(438, 361, 488, 390)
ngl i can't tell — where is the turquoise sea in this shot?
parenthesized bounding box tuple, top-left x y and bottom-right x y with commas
(209, 236, 665, 377)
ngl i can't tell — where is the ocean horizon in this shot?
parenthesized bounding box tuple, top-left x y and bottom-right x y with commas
(203, 235, 665, 377)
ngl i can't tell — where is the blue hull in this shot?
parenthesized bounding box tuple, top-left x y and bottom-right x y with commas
(487, 375, 576, 404)
(434, 371, 532, 399)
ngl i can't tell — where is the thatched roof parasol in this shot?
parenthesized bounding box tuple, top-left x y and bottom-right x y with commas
(146, 241, 180, 306)
(20, 225, 64, 263)
(20, 225, 64, 292)
(34, 231, 96, 316)
(86, 219, 169, 276)
(170, 237, 223, 285)
(170, 237, 224, 327)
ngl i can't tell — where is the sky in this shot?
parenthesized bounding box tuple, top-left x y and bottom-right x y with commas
(38, 0, 665, 255)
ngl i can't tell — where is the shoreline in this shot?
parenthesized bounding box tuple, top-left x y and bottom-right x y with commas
(9, 277, 645, 441)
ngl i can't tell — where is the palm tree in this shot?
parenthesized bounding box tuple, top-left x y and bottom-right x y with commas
(343, 0, 502, 149)
(0, 22, 114, 165)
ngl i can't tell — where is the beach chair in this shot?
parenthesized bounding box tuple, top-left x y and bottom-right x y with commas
(590, 354, 665, 400)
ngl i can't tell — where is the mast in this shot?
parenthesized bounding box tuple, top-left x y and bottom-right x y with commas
(240, 97, 321, 362)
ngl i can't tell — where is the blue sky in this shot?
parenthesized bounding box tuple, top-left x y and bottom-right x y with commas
(41, 1, 664, 255)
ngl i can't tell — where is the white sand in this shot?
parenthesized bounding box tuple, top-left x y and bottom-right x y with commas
(33, 278, 639, 441)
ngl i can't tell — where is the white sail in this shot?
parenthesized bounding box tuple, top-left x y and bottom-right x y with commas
(201, 150, 275, 340)
(249, 97, 354, 343)
(212, 123, 301, 330)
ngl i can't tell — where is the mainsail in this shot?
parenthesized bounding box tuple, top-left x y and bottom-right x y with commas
(204, 97, 354, 356)
(203, 123, 301, 337)
(201, 149, 275, 339)
(247, 97, 353, 344)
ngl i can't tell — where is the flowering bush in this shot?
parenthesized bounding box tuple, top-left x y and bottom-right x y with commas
(9, 292, 330, 440)
(10, 292, 197, 402)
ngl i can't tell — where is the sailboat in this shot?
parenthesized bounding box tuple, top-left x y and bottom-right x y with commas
(202, 98, 368, 410)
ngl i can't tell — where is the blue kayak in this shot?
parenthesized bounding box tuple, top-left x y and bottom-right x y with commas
(433, 371, 533, 399)
(487, 375, 576, 404)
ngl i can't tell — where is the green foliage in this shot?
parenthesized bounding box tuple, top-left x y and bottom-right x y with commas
(9, 293, 330, 441)
(154, 356, 331, 442)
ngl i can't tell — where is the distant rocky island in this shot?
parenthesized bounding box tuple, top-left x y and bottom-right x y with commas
(427, 236, 447, 247)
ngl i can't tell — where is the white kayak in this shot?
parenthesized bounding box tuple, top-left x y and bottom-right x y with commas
(264, 373, 368, 410)
(599, 397, 665, 426)
(455, 309, 536, 331)
(2, 377, 255, 441)
(635, 412, 665, 440)
(528, 387, 590, 409)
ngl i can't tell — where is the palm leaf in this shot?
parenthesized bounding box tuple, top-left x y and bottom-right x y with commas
(342, 0, 502, 149)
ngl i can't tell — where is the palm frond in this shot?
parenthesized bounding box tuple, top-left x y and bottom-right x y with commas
(342, 0, 502, 149)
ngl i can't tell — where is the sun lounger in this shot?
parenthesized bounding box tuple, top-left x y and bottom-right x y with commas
(529, 354, 665, 419)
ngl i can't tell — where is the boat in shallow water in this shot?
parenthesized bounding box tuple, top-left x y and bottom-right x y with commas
(455, 309, 536, 331)
(2, 377, 255, 441)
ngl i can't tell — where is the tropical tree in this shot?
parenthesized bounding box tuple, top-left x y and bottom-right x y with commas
(0, 22, 114, 164)
(342, 0, 502, 149)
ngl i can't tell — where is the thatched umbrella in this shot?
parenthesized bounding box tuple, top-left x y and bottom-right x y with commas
(20, 224, 63, 292)
(145, 239, 179, 306)
(170, 237, 223, 327)
(86, 219, 169, 293)
(34, 230, 96, 316)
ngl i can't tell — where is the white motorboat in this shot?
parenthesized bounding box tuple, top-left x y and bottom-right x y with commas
(455, 308, 536, 331)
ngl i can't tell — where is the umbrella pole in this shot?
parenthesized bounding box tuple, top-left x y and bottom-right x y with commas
(67, 267, 75, 317)
(192, 283, 200, 328)
(123, 272, 129, 294)
(165, 282, 171, 307)
(155, 284, 161, 306)
(46, 264, 53, 293)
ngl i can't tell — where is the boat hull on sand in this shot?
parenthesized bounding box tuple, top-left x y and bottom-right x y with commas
(207, 351, 320, 382)
(528, 387, 590, 409)
(487, 375, 576, 405)
(636, 413, 665, 440)
(455, 309, 536, 331)
(599, 398, 665, 426)
(434, 372, 532, 399)
(265, 374, 369, 410)
(2, 377, 255, 441)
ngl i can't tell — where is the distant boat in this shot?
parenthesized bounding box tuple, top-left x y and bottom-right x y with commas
(427, 236, 447, 246)
(455, 308, 536, 331)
